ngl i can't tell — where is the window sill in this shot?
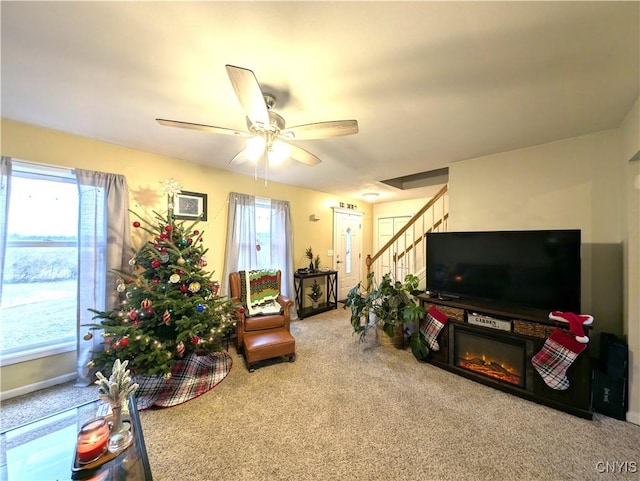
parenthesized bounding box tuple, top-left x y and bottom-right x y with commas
(0, 342, 76, 367)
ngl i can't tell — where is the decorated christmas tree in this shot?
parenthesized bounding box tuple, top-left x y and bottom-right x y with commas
(87, 187, 235, 377)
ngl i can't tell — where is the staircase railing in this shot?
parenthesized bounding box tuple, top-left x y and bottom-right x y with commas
(365, 184, 448, 286)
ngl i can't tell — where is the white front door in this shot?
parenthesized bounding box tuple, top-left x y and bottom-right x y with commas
(333, 209, 363, 301)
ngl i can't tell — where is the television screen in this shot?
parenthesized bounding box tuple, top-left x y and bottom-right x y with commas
(425, 230, 581, 312)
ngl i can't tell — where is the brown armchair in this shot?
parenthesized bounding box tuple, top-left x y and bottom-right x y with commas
(229, 270, 296, 371)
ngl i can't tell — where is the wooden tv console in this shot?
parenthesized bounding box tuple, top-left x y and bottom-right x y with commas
(417, 294, 593, 419)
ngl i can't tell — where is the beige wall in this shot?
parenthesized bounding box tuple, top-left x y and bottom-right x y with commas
(449, 126, 638, 425)
(0, 119, 373, 395)
(621, 98, 640, 425)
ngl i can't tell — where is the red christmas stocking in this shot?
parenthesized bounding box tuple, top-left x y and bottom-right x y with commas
(549, 311, 593, 343)
(531, 328, 586, 390)
(419, 305, 448, 351)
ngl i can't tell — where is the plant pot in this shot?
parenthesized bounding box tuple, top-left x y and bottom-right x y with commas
(377, 323, 405, 349)
(312, 301, 319, 309)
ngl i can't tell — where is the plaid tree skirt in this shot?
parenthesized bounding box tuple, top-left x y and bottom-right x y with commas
(133, 352, 233, 410)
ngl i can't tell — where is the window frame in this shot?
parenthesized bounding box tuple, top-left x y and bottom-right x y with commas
(0, 161, 78, 365)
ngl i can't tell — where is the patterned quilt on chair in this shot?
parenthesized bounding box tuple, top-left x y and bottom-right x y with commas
(240, 269, 282, 316)
(133, 351, 232, 410)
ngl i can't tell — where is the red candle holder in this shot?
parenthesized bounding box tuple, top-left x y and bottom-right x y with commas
(76, 417, 110, 464)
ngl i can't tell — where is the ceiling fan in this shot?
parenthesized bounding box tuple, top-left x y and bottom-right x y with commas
(156, 64, 358, 169)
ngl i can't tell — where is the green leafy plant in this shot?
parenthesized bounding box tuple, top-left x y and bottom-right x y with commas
(344, 272, 430, 360)
(307, 280, 323, 302)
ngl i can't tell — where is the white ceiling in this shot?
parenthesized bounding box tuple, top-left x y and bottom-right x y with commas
(2, 1, 638, 203)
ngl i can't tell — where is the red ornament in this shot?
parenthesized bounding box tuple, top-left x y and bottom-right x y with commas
(162, 310, 171, 325)
(133, 221, 141, 228)
(165, 225, 172, 232)
(153, 278, 160, 284)
(160, 234, 168, 240)
(129, 309, 138, 320)
(177, 341, 185, 357)
(151, 259, 161, 269)
(190, 336, 200, 345)
(119, 338, 129, 348)
(193, 230, 199, 235)
(180, 285, 188, 293)
(133, 321, 139, 327)
(187, 238, 193, 245)
(141, 298, 152, 309)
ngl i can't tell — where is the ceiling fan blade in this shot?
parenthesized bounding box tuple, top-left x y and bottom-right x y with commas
(156, 118, 248, 136)
(225, 65, 269, 129)
(229, 150, 249, 165)
(289, 144, 322, 166)
(281, 120, 358, 140)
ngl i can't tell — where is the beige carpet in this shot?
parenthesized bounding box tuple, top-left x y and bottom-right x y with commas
(2, 308, 639, 481)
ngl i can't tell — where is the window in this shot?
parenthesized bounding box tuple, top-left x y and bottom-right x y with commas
(255, 198, 271, 269)
(0, 161, 78, 363)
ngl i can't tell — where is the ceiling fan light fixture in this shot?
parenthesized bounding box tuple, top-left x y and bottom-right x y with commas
(245, 135, 266, 162)
(268, 139, 292, 166)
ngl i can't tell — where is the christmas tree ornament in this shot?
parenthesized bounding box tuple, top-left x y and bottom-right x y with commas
(141, 299, 152, 309)
(196, 304, 205, 312)
(419, 305, 449, 351)
(165, 225, 172, 232)
(188, 282, 201, 293)
(177, 341, 185, 357)
(128, 258, 136, 266)
(151, 259, 161, 268)
(160, 253, 170, 263)
(177, 257, 186, 265)
(180, 285, 188, 293)
(162, 310, 171, 325)
(128, 309, 138, 320)
(180, 239, 187, 246)
(191, 336, 200, 344)
(532, 328, 587, 390)
(83, 332, 93, 341)
(133, 221, 141, 228)
(169, 273, 180, 283)
(117, 283, 126, 293)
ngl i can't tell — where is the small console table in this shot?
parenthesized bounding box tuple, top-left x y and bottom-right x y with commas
(293, 270, 338, 319)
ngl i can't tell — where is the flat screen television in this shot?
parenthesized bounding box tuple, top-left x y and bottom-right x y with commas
(425, 230, 581, 312)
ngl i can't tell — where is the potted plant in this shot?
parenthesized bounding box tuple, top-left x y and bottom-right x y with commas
(344, 272, 430, 360)
(307, 280, 323, 309)
(305, 247, 315, 272)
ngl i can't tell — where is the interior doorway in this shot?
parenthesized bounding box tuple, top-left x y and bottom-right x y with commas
(333, 208, 363, 301)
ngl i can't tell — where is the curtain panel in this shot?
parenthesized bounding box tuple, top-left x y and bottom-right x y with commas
(75, 169, 131, 385)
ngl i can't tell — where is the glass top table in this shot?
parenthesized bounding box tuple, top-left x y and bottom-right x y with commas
(1, 395, 152, 481)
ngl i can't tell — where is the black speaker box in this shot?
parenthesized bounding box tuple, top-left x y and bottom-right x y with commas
(592, 369, 627, 420)
(599, 333, 628, 379)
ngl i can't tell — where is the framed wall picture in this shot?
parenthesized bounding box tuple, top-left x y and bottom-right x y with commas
(174, 191, 207, 221)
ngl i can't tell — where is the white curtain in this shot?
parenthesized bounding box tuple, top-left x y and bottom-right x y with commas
(0, 157, 12, 304)
(75, 169, 131, 385)
(222, 192, 296, 317)
(222, 192, 257, 295)
(270, 199, 295, 306)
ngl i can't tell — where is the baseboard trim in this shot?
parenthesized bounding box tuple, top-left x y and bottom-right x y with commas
(0, 372, 76, 401)
(626, 409, 640, 425)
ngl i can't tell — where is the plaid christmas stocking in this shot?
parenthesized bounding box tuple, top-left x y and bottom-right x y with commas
(531, 328, 586, 390)
(419, 305, 448, 351)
